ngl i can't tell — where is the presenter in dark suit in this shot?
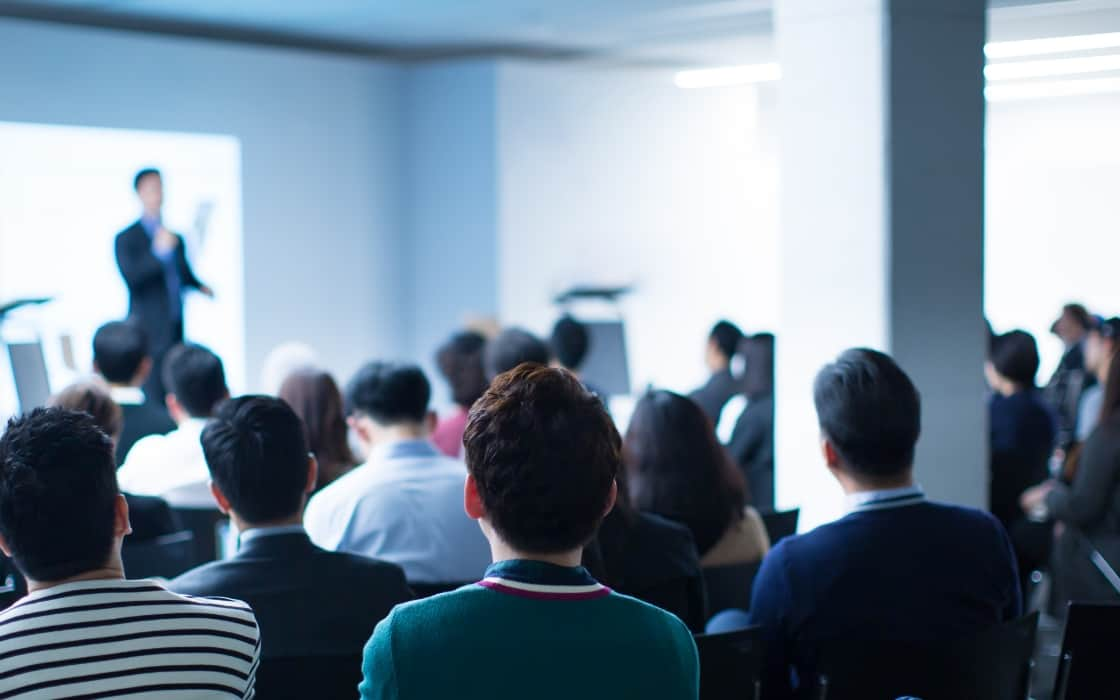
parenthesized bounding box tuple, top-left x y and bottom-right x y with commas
(115, 168, 212, 401)
(170, 395, 413, 658)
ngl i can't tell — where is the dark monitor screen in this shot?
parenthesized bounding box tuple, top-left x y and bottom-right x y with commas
(579, 321, 631, 397)
(7, 342, 51, 413)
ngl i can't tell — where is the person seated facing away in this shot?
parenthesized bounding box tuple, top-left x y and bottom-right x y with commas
(118, 343, 230, 506)
(92, 320, 175, 466)
(690, 320, 744, 426)
(726, 332, 776, 511)
(432, 330, 489, 458)
(748, 349, 1021, 695)
(549, 315, 607, 397)
(985, 330, 1056, 583)
(279, 368, 358, 490)
(483, 327, 551, 380)
(170, 396, 412, 657)
(1045, 303, 1095, 450)
(305, 363, 491, 584)
(626, 390, 769, 567)
(49, 382, 180, 542)
(0, 408, 259, 698)
(1075, 317, 1120, 443)
(359, 365, 699, 700)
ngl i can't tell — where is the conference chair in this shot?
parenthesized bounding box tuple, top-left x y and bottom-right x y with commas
(255, 654, 364, 699)
(702, 561, 762, 616)
(811, 612, 1039, 700)
(171, 505, 228, 565)
(760, 509, 799, 547)
(1052, 602, 1120, 699)
(0, 555, 25, 610)
(121, 530, 196, 580)
(695, 627, 766, 700)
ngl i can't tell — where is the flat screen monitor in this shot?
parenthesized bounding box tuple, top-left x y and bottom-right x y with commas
(580, 320, 632, 397)
(7, 342, 51, 413)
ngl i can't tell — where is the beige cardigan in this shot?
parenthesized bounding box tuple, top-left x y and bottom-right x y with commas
(699, 506, 771, 567)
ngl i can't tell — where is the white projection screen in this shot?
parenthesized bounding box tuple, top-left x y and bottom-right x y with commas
(0, 122, 244, 420)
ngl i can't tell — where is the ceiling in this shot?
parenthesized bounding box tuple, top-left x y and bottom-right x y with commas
(0, 0, 1119, 63)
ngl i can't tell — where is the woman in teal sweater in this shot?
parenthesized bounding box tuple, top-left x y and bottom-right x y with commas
(360, 364, 699, 700)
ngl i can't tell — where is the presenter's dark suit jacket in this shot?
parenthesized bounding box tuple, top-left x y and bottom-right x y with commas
(169, 531, 414, 658)
(747, 497, 1021, 696)
(114, 222, 204, 355)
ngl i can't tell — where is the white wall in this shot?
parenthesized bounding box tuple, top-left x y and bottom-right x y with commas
(497, 61, 780, 395)
(0, 18, 406, 390)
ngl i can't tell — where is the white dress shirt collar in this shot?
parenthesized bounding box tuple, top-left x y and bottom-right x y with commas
(109, 386, 147, 406)
(237, 524, 307, 548)
(845, 484, 926, 513)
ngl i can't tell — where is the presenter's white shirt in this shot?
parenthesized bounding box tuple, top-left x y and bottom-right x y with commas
(117, 418, 213, 505)
(304, 439, 492, 584)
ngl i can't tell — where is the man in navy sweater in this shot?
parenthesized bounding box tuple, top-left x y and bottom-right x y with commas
(747, 348, 1021, 696)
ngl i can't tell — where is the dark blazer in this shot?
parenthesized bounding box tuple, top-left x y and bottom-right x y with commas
(748, 499, 1021, 696)
(727, 395, 775, 511)
(169, 531, 413, 657)
(1048, 414, 1120, 607)
(114, 221, 203, 353)
(690, 368, 739, 427)
(117, 401, 176, 467)
(123, 493, 181, 542)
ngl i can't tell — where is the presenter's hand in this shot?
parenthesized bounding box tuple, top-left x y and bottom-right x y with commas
(154, 227, 179, 255)
(199, 285, 215, 299)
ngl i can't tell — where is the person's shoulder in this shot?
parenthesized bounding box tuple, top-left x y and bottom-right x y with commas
(312, 546, 410, 582)
(116, 221, 143, 239)
(167, 560, 235, 595)
(602, 590, 697, 640)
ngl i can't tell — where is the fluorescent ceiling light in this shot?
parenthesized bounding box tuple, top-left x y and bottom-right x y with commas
(985, 32, 1120, 59)
(674, 63, 781, 89)
(985, 54, 1120, 80)
(985, 77, 1120, 101)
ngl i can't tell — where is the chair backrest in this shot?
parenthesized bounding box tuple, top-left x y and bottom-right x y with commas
(171, 506, 228, 565)
(760, 509, 799, 546)
(255, 654, 364, 700)
(0, 555, 26, 610)
(813, 613, 1039, 700)
(121, 531, 196, 580)
(695, 627, 766, 700)
(702, 562, 762, 615)
(1053, 602, 1120, 699)
(409, 581, 473, 599)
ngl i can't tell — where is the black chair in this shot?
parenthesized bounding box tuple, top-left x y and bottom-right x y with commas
(696, 627, 766, 700)
(171, 506, 228, 565)
(410, 581, 473, 599)
(1052, 602, 1120, 699)
(255, 654, 363, 699)
(760, 509, 799, 547)
(812, 613, 1039, 700)
(0, 554, 26, 610)
(122, 530, 197, 579)
(703, 561, 762, 616)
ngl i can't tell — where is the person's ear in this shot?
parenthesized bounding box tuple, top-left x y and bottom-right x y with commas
(114, 494, 133, 538)
(305, 455, 319, 495)
(464, 473, 486, 520)
(602, 479, 618, 518)
(821, 435, 841, 470)
(134, 357, 153, 385)
(209, 481, 233, 517)
(0, 532, 11, 558)
(165, 394, 184, 422)
(348, 415, 372, 446)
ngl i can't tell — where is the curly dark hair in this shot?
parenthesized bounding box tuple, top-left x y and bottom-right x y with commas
(464, 363, 619, 554)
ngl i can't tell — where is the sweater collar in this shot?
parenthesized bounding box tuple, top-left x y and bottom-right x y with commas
(478, 559, 611, 601)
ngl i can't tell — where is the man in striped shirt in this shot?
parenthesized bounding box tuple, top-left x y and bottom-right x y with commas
(0, 408, 260, 698)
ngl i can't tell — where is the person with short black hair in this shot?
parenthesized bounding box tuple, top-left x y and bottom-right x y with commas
(359, 364, 699, 700)
(746, 349, 1020, 695)
(985, 330, 1056, 589)
(726, 332, 776, 510)
(0, 408, 259, 698)
(550, 315, 590, 372)
(118, 343, 230, 506)
(170, 396, 412, 658)
(689, 319, 744, 425)
(92, 320, 176, 465)
(115, 168, 212, 402)
(305, 362, 491, 583)
(431, 331, 489, 457)
(483, 327, 551, 379)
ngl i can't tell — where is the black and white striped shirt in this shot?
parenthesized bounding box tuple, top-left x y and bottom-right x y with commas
(0, 578, 260, 699)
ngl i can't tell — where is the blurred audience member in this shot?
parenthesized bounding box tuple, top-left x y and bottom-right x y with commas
(1023, 345, 1120, 609)
(171, 396, 412, 658)
(626, 390, 768, 567)
(92, 320, 175, 465)
(259, 341, 318, 395)
(1076, 317, 1120, 442)
(726, 332, 776, 511)
(690, 320, 744, 426)
(359, 365, 699, 700)
(749, 349, 1020, 696)
(48, 382, 179, 542)
(304, 363, 490, 583)
(483, 327, 550, 380)
(279, 368, 357, 490)
(1045, 303, 1095, 449)
(432, 330, 489, 458)
(0, 409, 259, 697)
(118, 343, 229, 506)
(985, 330, 1055, 584)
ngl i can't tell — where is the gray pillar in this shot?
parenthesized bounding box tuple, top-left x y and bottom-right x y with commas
(774, 0, 987, 529)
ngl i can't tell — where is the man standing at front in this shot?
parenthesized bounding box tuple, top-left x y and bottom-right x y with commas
(115, 168, 212, 401)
